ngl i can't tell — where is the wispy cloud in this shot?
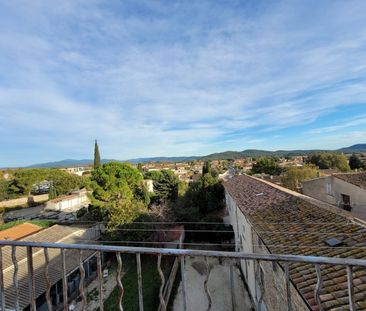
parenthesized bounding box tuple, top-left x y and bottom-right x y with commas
(308, 115, 366, 134)
(0, 0, 366, 166)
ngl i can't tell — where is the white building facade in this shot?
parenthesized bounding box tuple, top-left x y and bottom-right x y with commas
(45, 189, 89, 212)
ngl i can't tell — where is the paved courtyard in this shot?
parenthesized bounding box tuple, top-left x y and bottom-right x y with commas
(173, 256, 253, 311)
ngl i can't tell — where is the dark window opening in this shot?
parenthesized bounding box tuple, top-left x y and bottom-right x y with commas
(341, 194, 351, 211)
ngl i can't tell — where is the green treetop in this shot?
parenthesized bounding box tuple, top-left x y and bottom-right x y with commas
(306, 153, 350, 171)
(349, 153, 364, 170)
(94, 140, 101, 169)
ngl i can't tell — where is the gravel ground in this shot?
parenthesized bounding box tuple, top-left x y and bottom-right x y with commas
(173, 256, 253, 311)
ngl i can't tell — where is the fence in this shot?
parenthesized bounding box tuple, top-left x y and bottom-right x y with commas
(0, 240, 365, 311)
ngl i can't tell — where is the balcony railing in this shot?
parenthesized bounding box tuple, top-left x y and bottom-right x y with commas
(0, 240, 366, 311)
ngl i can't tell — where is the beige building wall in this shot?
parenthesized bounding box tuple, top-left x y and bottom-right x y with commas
(0, 194, 49, 208)
(303, 176, 366, 220)
(46, 193, 89, 211)
(225, 190, 309, 311)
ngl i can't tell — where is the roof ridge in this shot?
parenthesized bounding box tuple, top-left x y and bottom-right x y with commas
(244, 174, 364, 225)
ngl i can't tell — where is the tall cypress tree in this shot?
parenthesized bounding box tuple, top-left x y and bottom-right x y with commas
(202, 161, 211, 175)
(94, 139, 101, 169)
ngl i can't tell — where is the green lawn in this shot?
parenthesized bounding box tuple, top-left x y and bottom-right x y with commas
(104, 254, 173, 311)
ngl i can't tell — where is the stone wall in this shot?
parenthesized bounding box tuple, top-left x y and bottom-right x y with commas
(0, 194, 49, 208)
(252, 233, 309, 311)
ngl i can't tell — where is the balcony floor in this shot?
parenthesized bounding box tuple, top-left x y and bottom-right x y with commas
(173, 256, 253, 311)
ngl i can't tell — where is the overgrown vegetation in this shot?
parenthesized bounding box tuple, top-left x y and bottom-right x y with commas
(349, 153, 364, 170)
(281, 165, 318, 191)
(251, 157, 283, 175)
(81, 160, 225, 243)
(306, 153, 350, 171)
(84, 162, 149, 235)
(0, 168, 85, 201)
(104, 254, 171, 311)
(144, 170, 179, 204)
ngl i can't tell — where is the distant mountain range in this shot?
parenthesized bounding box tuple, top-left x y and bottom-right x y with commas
(25, 144, 366, 168)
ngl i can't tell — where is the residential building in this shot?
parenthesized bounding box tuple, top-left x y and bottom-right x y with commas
(45, 189, 89, 212)
(224, 174, 366, 310)
(61, 166, 92, 176)
(144, 179, 154, 193)
(1, 224, 101, 310)
(302, 172, 366, 220)
(2, 176, 366, 310)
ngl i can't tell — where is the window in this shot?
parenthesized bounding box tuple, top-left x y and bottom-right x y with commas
(326, 183, 332, 195)
(341, 194, 351, 211)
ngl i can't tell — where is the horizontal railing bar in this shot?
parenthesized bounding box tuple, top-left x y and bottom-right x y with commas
(1, 240, 366, 267)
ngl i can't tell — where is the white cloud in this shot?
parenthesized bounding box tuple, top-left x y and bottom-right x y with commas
(0, 0, 366, 166)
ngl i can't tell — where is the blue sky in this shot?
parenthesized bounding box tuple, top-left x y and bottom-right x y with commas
(1, 0, 366, 167)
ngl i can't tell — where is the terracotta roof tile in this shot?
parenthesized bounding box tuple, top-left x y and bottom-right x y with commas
(333, 172, 366, 190)
(224, 174, 366, 310)
(0, 223, 43, 240)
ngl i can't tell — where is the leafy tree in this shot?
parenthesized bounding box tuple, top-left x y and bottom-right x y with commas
(50, 173, 84, 196)
(349, 153, 364, 170)
(210, 168, 219, 178)
(281, 165, 318, 191)
(6, 168, 85, 198)
(145, 170, 179, 203)
(90, 162, 144, 204)
(94, 139, 101, 169)
(0, 180, 9, 201)
(251, 157, 283, 175)
(307, 153, 350, 171)
(87, 162, 150, 238)
(9, 169, 46, 195)
(177, 172, 224, 216)
(106, 199, 147, 235)
(178, 181, 188, 197)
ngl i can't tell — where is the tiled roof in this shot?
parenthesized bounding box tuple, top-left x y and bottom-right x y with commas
(0, 223, 43, 240)
(2, 225, 97, 309)
(224, 175, 366, 310)
(333, 172, 366, 190)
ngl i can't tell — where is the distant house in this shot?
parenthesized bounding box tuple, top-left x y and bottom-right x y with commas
(224, 174, 366, 311)
(302, 172, 366, 220)
(45, 189, 89, 212)
(143, 179, 154, 193)
(61, 166, 92, 176)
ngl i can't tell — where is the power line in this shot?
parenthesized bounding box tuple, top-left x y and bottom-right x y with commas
(91, 228, 233, 233)
(84, 227, 366, 236)
(61, 220, 361, 225)
(72, 239, 366, 250)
